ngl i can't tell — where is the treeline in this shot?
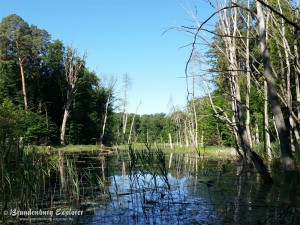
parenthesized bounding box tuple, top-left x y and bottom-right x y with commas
(0, 15, 175, 149)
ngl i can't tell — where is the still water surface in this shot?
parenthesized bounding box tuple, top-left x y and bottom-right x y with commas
(1, 149, 299, 224)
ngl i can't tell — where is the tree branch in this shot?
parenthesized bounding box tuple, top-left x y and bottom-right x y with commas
(255, 0, 300, 30)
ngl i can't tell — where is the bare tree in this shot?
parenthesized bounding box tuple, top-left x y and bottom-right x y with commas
(121, 73, 131, 144)
(128, 101, 142, 144)
(168, 98, 184, 147)
(99, 75, 117, 145)
(264, 79, 272, 160)
(60, 46, 86, 146)
(245, 0, 253, 148)
(174, 0, 274, 182)
(294, 0, 300, 121)
(188, 51, 201, 148)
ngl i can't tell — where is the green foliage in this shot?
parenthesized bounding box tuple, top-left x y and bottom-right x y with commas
(24, 111, 56, 144)
(194, 96, 232, 146)
(0, 14, 119, 146)
(68, 69, 99, 144)
(136, 113, 173, 144)
(0, 100, 25, 157)
(0, 99, 56, 159)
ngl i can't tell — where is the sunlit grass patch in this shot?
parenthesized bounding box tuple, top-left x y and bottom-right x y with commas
(55, 145, 100, 152)
(117, 144, 234, 159)
(31, 144, 102, 154)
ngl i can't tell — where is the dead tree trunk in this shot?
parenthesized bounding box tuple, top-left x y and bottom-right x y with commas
(245, 0, 253, 148)
(100, 76, 117, 145)
(219, 0, 273, 182)
(60, 109, 69, 146)
(293, 2, 300, 150)
(60, 47, 86, 146)
(294, 0, 300, 121)
(121, 73, 131, 144)
(189, 56, 199, 148)
(256, 1, 295, 171)
(100, 92, 111, 146)
(264, 79, 272, 160)
(128, 101, 141, 144)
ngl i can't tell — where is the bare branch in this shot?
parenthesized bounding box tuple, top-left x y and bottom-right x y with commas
(256, 0, 300, 30)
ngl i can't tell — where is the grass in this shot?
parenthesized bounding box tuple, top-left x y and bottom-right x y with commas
(54, 145, 101, 152)
(31, 144, 103, 154)
(30, 143, 235, 159)
(122, 143, 234, 157)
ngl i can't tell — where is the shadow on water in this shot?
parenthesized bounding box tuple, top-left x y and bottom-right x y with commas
(0, 147, 299, 224)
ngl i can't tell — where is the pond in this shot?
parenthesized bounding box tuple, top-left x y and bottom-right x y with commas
(0, 148, 299, 224)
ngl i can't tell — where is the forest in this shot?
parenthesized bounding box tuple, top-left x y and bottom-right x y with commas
(1, 1, 300, 224)
(0, 14, 228, 149)
(0, 0, 300, 175)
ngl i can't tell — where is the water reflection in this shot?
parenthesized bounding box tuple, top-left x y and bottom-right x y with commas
(0, 149, 299, 224)
(88, 172, 215, 225)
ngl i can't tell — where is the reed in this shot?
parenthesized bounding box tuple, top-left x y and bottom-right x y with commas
(66, 158, 80, 202)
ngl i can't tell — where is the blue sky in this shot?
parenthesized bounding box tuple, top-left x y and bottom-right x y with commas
(1, 0, 215, 115)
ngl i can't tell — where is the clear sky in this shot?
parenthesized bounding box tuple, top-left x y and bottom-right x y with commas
(0, 0, 215, 115)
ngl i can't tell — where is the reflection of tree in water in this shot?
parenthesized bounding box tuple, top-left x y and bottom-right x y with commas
(1, 150, 299, 224)
(122, 151, 299, 224)
(204, 162, 300, 224)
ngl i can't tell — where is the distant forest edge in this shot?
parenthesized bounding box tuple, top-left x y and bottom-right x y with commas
(1, 0, 300, 176)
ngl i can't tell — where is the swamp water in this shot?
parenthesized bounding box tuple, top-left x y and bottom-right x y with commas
(0, 149, 299, 224)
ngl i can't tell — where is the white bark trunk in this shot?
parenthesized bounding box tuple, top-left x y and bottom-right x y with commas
(128, 101, 141, 144)
(60, 47, 85, 145)
(246, 0, 252, 148)
(60, 109, 69, 145)
(100, 94, 110, 145)
(169, 133, 173, 149)
(264, 80, 272, 160)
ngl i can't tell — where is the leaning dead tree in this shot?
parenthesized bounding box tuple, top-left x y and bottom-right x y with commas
(60, 47, 86, 146)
